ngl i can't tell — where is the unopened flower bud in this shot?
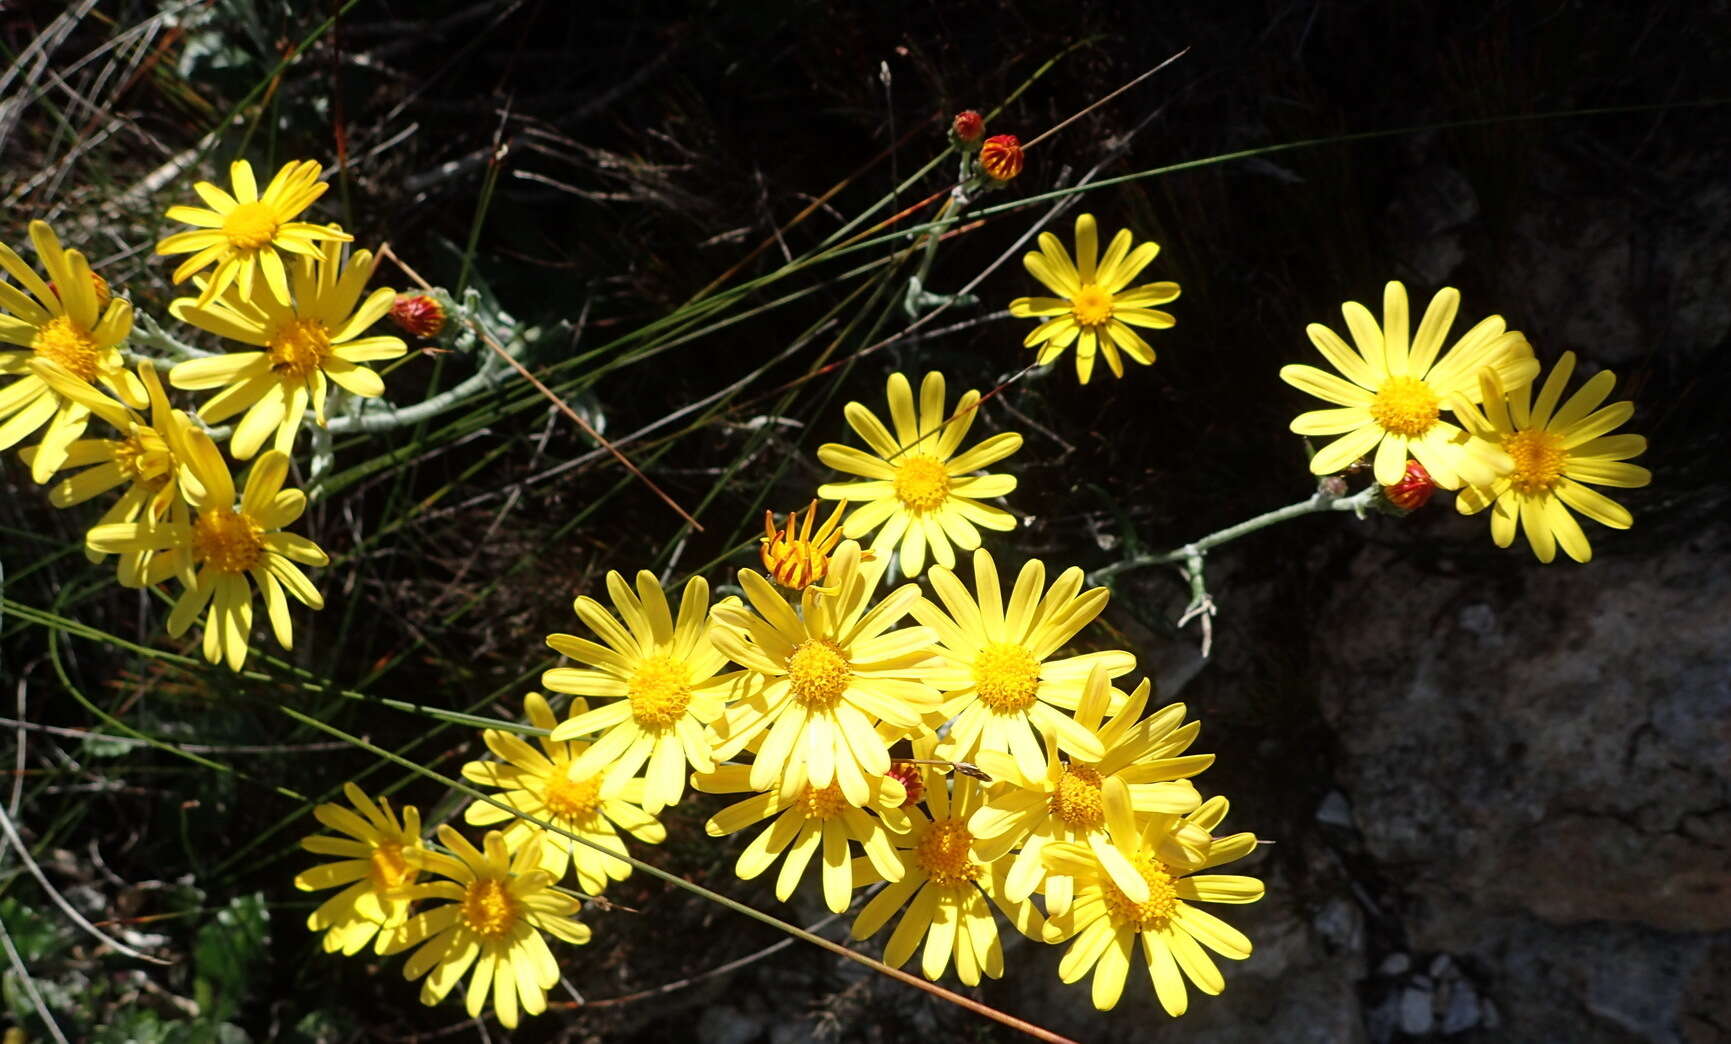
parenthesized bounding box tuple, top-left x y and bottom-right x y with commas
(48, 270, 113, 310)
(978, 134, 1024, 183)
(760, 500, 848, 590)
(950, 110, 984, 147)
(885, 762, 925, 808)
(389, 293, 447, 339)
(1383, 459, 1437, 511)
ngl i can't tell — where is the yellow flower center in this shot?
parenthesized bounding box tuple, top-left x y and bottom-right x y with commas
(912, 817, 983, 887)
(1505, 429, 1567, 495)
(801, 782, 847, 821)
(368, 842, 415, 892)
(1102, 851, 1179, 932)
(892, 455, 951, 514)
(543, 771, 603, 820)
(459, 877, 518, 939)
(111, 427, 173, 490)
(1070, 284, 1114, 327)
(628, 654, 692, 730)
(1049, 763, 1105, 830)
(1368, 376, 1441, 437)
(786, 638, 850, 710)
(972, 641, 1041, 714)
(267, 317, 333, 378)
(192, 509, 265, 573)
(31, 315, 101, 381)
(222, 201, 280, 250)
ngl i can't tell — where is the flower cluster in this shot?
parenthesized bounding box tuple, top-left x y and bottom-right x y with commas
(296, 782, 590, 1029)
(1, 157, 416, 669)
(48, 125, 1647, 1035)
(1282, 282, 1650, 562)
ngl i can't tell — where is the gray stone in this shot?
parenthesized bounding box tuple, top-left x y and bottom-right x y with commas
(1439, 976, 1481, 1035)
(1376, 952, 1411, 977)
(1397, 983, 1434, 1035)
(1315, 789, 1355, 829)
(698, 1005, 766, 1044)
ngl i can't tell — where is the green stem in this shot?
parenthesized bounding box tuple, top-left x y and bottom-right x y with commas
(1089, 482, 1382, 656)
(1089, 483, 1382, 583)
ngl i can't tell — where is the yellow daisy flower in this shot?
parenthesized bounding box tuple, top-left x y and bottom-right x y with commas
(544, 572, 742, 814)
(167, 239, 406, 459)
(969, 667, 1210, 917)
(1040, 795, 1264, 1014)
(24, 361, 189, 586)
(816, 370, 1021, 578)
(910, 548, 1135, 782)
(155, 158, 352, 307)
(1280, 280, 1539, 488)
(692, 763, 907, 914)
(848, 748, 1044, 986)
(707, 540, 941, 806)
(294, 782, 427, 955)
(381, 826, 589, 1030)
(1008, 213, 1180, 384)
(86, 429, 327, 670)
(1452, 351, 1650, 563)
(463, 692, 665, 896)
(1, 220, 142, 482)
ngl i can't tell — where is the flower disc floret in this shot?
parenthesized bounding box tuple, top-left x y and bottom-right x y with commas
(1101, 851, 1178, 931)
(893, 455, 952, 512)
(542, 773, 603, 819)
(1368, 375, 1441, 436)
(267, 317, 332, 377)
(972, 641, 1041, 713)
(1505, 429, 1567, 494)
(1050, 763, 1105, 830)
(460, 877, 519, 939)
(628, 654, 693, 729)
(222, 202, 281, 249)
(192, 509, 266, 573)
(31, 315, 101, 380)
(802, 782, 848, 821)
(1070, 285, 1114, 326)
(369, 842, 414, 892)
(913, 818, 984, 887)
(786, 638, 851, 710)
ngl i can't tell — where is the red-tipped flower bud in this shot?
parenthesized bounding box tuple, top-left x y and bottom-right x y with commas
(951, 110, 984, 146)
(885, 762, 926, 808)
(48, 270, 113, 310)
(1383, 459, 1437, 511)
(389, 293, 447, 339)
(978, 134, 1024, 183)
